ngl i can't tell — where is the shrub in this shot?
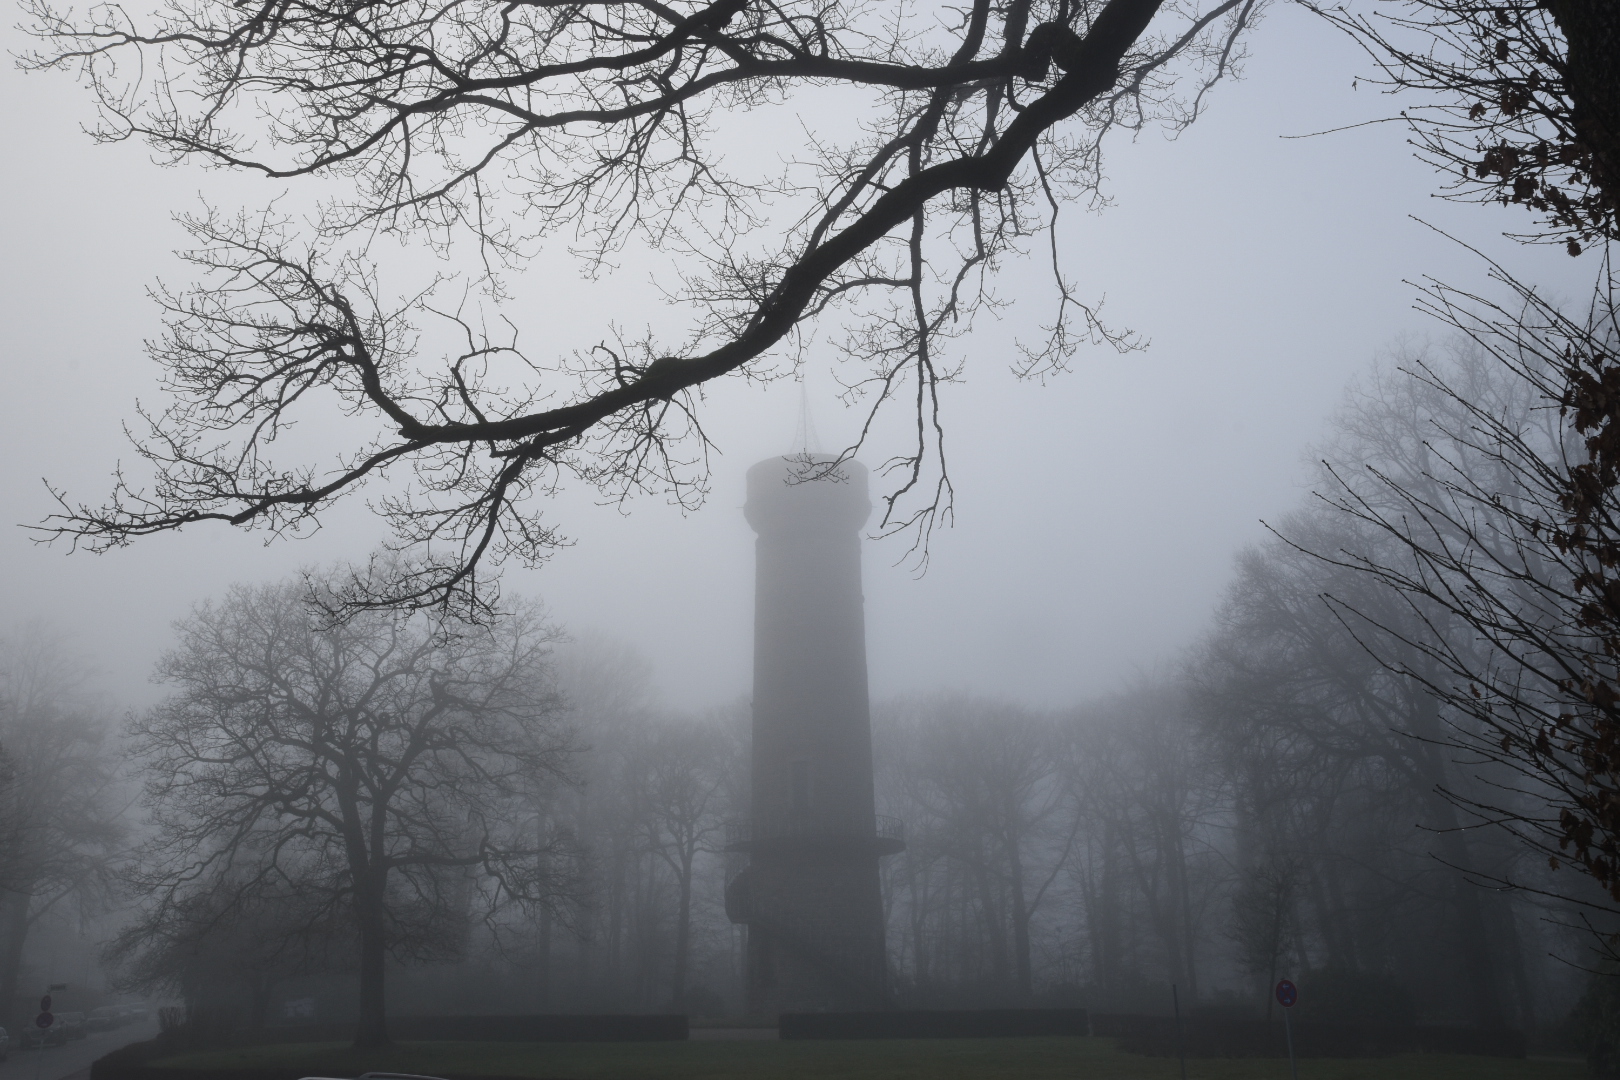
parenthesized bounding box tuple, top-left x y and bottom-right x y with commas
(1293, 968, 1415, 1027)
(1573, 971, 1620, 1079)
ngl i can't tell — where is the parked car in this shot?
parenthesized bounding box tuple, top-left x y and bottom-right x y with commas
(88, 1006, 118, 1032)
(20, 1018, 68, 1048)
(58, 1012, 86, 1040)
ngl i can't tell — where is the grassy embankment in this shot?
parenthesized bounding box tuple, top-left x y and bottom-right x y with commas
(152, 1035, 1585, 1080)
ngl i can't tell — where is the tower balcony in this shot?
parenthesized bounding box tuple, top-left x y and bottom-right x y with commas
(725, 812, 904, 856)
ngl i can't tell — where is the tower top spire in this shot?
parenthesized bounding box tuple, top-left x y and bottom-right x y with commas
(792, 378, 822, 455)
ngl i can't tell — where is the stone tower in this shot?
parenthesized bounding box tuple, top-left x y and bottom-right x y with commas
(725, 454, 902, 1016)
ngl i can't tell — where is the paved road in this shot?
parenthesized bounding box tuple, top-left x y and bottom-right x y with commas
(0, 1021, 159, 1080)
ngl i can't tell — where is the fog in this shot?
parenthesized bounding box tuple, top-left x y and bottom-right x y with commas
(1, 5, 1588, 710)
(0, 0, 1609, 1059)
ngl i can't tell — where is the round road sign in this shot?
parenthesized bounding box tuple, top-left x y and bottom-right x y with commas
(1275, 979, 1298, 1008)
(39, 994, 51, 1012)
(36, 1011, 54, 1029)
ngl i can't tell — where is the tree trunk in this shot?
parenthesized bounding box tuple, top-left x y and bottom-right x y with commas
(0, 891, 32, 1030)
(634, 856, 656, 1007)
(353, 874, 390, 1050)
(1091, 828, 1123, 992)
(606, 843, 627, 993)
(971, 860, 1008, 991)
(1264, 892, 1284, 1022)
(537, 902, 552, 1010)
(670, 849, 694, 1010)
(247, 975, 272, 1032)
(1432, 819, 1503, 1023)
(1006, 838, 1033, 1001)
(1318, 861, 1358, 970)
(1409, 686, 1505, 1028)
(1492, 889, 1538, 1031)
(576, 890, 596, 1001)
(909, 862, 931, 990)
(1171, 831, 1199, 998)
(1543, 0, 1620, 217)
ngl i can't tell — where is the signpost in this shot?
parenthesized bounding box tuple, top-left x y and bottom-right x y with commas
(1275, 979, 1299, 1080)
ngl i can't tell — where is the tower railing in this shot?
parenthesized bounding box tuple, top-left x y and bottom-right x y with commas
(724, 812, 904, 852)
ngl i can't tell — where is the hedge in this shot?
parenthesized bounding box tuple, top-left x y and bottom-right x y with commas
(1089, 1013, 1525, 1058)
(779, 1008, 1089, 1039)
(88, 1015, 687, 1080)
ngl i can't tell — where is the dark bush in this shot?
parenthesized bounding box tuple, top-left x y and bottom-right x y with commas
(1293, 968, 1415, 1027)
(407, 1014, 687, 1042)
(680, 986, 726, 1018)
(1573, 971, 1620, 1079)
(1091, 1013, 1523, 1058)
(780, 1009, 1089, 1039)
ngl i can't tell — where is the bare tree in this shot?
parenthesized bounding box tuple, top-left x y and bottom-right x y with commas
(128, 572, 577, 1047)
(1204, 536, 1518, 1018)
(1295, 335, 1620, 904)
(629, 718, 734, 1009)
(545, 634, 658, 1008)
(0, 626, 124, 1029)
(1226, 852, 1300, 1019)
(0, 746, 20, 895)
(886, 694, 1077, 1001)
(1315, 0, 1620, 933)
(24, 0, 1265, 613)
(1071, 684, 1220, 1000)
(103, 870, 352, 1032)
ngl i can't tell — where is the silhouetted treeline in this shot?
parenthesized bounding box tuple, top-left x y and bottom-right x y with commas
(13, 341, 1603, 1038)
(861, 342, 1586, 1028)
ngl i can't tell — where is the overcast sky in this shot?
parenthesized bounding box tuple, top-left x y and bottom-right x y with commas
(0, 3, 1595, 713)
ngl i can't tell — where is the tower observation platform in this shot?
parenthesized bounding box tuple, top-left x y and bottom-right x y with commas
(725, 454, 902, 1015)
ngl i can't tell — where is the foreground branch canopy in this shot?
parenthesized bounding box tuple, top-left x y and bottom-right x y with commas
(1322, 0, 1619, 252)
(27, 0, 1263, 613)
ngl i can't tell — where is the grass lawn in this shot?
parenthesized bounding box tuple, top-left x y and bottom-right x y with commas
(151, 1036, 1588, 1080)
